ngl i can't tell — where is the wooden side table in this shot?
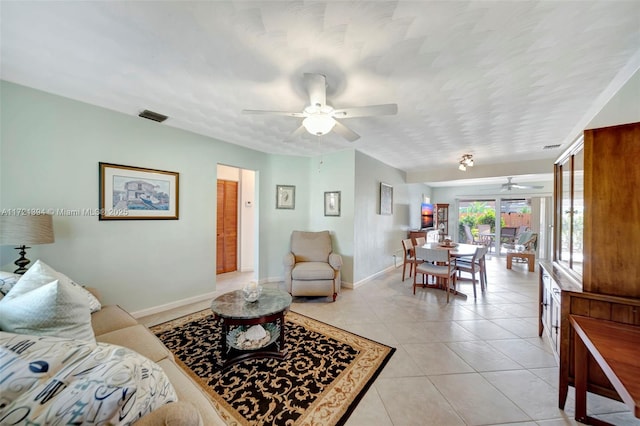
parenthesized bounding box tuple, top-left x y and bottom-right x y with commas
(506, 250, 535, 272)
(570, 315, 640, 424)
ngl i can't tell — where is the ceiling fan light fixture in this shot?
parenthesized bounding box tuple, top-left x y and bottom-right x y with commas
(303, 115, 336, 136)
(458, 163, 467, 171)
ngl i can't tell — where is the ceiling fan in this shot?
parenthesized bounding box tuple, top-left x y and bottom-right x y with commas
(242, 73, 398, 142)
(501, 177, 544, 191)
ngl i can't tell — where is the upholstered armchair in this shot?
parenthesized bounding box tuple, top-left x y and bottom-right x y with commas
(283, 231, 342, 302)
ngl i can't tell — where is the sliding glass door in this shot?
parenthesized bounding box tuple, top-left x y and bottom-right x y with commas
(458, 200, 496, 244)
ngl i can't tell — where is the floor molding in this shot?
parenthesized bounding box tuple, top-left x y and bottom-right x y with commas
(130, 290, 218, 319)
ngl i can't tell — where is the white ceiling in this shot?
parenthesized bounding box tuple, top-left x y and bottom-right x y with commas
(2, 1, 639, 186)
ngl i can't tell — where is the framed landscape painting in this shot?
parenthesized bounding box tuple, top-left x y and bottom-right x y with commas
(99, 162, 179, 220)
(379, 182, 393, 215)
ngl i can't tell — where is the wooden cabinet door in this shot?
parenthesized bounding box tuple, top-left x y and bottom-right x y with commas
(583, 122, 640, 297)
(216, 180, 238, 274)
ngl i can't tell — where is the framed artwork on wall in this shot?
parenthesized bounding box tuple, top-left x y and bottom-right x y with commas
(276, 185, 295, 209)
(99, 162, 179, 220)
(379, 182, 393, 215)
(324, 191, 341, 216)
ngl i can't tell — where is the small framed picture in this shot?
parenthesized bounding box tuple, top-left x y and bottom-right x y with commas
(276, 185, 295, 209)
(99, 162, 179, 220)
(324, 191, 341, 216)
(379, 182, 393, 215)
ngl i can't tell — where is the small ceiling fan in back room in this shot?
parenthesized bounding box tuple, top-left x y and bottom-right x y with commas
(501, 177, 544, 191)
(242, 73, 398, 142)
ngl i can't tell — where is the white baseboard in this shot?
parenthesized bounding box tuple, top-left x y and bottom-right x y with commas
(131, 267, 396, 318)
(342, 265, 395, 289)
(130, 290, 218, 319)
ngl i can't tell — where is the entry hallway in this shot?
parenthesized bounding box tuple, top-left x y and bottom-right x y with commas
(141, 257, 640, 426)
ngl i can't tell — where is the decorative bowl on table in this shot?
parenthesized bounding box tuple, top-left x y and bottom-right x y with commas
(227, 323, 280, 351)
(242, 282, 263, 302)
(439, 241, 458, 248)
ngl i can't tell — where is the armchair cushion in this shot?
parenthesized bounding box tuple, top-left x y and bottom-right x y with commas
(291, 262, 336, 280)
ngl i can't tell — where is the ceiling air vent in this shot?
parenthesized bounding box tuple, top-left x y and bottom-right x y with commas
(138, 109, 168, 123)
(543, 144, 561, 150)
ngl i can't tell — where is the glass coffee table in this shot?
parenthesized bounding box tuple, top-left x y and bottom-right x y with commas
(211, 288, 292, 367)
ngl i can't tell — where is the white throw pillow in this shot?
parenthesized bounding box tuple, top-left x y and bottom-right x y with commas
(9, 260, 101, 313)
(0, 279, 95, 343)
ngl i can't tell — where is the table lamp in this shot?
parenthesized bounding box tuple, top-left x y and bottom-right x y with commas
(0, 213, 55, 274)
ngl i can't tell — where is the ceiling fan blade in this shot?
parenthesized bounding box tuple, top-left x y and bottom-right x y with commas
(284, 125, 307, 142)
(333, 120, 360, 142)
(304, 73, 326, 108)
(515, 184, 544, 189)
(242, 109, 305, 118)
(333, 103, 398, 118)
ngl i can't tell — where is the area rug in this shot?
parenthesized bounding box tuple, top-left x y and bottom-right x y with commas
(151, 310, 395, 426)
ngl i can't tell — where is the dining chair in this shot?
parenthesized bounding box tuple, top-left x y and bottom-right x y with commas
(455, 245, 488, 298)
(414, 236, 426, 246)
(426, 230, 440, 243)
(413, 247, 457, 302)
(401, 239, 423, 281)
(500, 227, 518, 245)
(477, 224, 491, 235)
(464, 224, 483, 245)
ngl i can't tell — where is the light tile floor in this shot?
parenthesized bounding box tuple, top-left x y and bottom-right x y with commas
(139, 258, 640, 426)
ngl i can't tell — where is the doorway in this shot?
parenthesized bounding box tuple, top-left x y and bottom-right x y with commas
(217, 179, 238, 274)
(457, 199, 497, 243)
(216, 164, 257, 278)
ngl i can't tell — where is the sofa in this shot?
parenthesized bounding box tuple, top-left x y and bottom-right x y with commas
(0, 262, 226, 425)
(90, 299, 226, 425)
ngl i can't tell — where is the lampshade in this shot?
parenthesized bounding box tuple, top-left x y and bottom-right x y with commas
(302, 115, 336, 136)
(0, 214, 55, 245)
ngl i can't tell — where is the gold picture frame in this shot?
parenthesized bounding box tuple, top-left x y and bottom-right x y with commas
(99, 162, 179, 220)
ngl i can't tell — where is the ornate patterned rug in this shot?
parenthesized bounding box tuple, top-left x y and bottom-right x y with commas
(151, 310, 395, 426)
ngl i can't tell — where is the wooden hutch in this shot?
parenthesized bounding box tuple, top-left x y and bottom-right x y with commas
(538, 122, 640, 410)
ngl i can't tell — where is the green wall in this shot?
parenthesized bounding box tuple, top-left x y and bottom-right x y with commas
(0, 81, 311, 311)
(0, 81, 414, 311)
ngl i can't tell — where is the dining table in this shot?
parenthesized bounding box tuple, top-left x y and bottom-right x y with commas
(419, 242, 479, 258)
(415, 242, 480, 299)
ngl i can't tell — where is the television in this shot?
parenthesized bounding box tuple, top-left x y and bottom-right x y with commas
(421, 202, 434, 229)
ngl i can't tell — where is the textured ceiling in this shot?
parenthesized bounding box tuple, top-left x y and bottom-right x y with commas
(2, 1, 639, 183)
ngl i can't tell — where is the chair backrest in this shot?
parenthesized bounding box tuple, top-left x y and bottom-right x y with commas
(426, 230, 440, 242)
(418, 247, 451, 264)
(523, 233, 538, 251)
(500, 227, 517, 243)
(477, 224, 490, 234)
(464, 224, 474, 244)
(477, 244, 489, 260)
(291, 231, 332, 262)
(415, 237, 426, 246)
(402, 239, 414, 258)
(516, 231, 534, 245)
